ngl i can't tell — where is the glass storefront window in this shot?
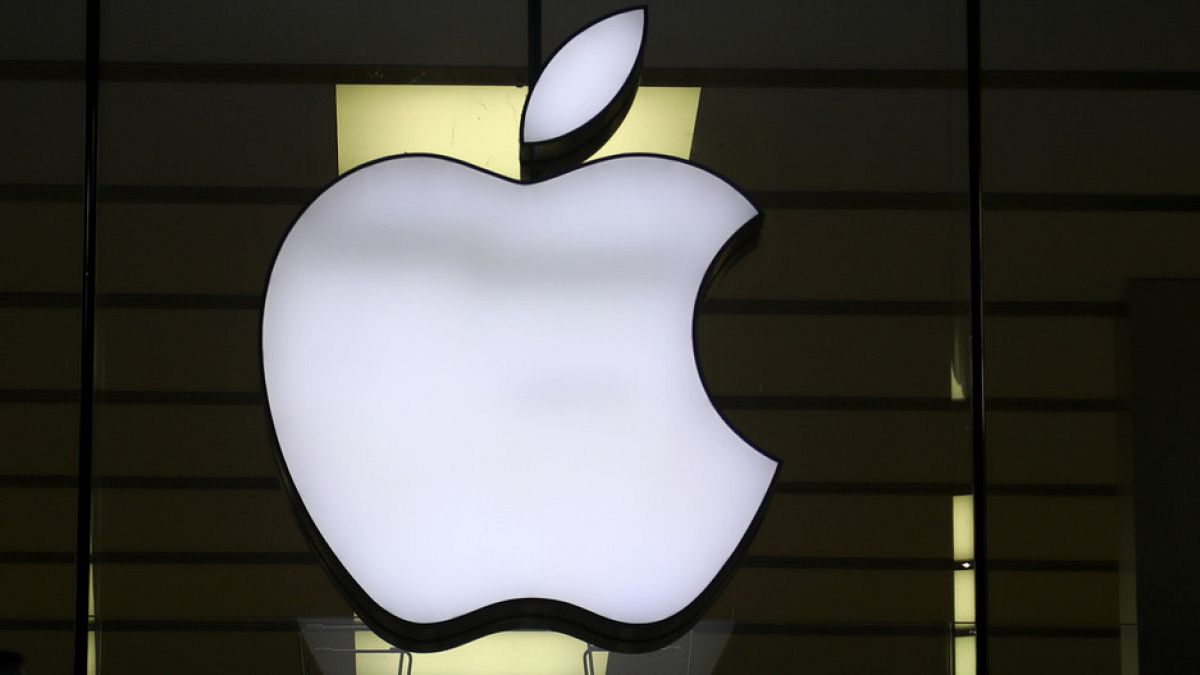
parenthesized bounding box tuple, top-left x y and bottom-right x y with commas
(4, 1, 1197, 673)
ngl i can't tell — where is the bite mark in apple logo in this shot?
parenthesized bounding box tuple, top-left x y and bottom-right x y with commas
(261, 6, 779, 654)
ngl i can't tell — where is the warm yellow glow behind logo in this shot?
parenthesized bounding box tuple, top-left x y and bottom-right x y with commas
(354, 630, 608, 675)
(336, 85, 701, 177)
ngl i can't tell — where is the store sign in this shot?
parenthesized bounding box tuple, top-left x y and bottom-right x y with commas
(262, 7, 777, 653)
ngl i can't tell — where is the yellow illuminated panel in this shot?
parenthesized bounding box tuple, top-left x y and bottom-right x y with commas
(336, 85, 700, 177)
(951, 495, 976, 673)
(954, 569, 976, 623)
(954, 635, 976, 675)
(952, 495, 976, 622)
(354, 630, 608, 675)
(588, 86, 700, 161)
(952, 494, 974, 562)
(950, 363, 965, 400)
(950, 324, 967, 401)
(89, 565, 96, 675)
(337, 85, 527, 177)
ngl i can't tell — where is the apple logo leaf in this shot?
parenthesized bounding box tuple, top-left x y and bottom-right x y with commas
(520, 7, 646, 181)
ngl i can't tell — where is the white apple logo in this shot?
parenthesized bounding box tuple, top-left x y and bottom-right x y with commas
(262, 7, 778, 652)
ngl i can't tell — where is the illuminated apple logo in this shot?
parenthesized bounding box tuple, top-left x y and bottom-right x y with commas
(262, 7, 778, 653)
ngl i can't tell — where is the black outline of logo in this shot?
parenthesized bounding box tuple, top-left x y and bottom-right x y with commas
(260, 6, 779, 654)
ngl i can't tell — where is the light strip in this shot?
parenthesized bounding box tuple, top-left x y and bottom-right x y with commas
(354, 630, 608, 675)
(952, 495, 976, 675)
(954, 635, 976, 675)
(952, 495, 974, 563)
(335, 85, 700, 178)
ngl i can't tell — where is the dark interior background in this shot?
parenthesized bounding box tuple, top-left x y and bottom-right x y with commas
(3, 0, 1199, 673)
